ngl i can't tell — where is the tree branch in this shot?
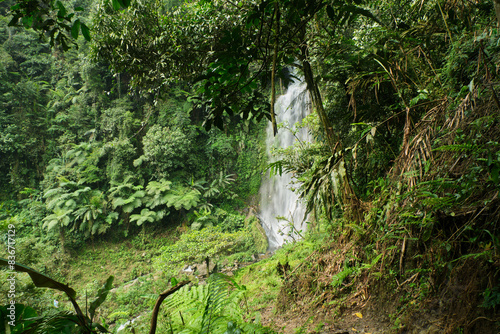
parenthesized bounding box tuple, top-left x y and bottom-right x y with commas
(149, 280, 190, 334)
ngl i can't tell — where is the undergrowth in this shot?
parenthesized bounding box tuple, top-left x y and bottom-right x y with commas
(270, 95, 500, 333)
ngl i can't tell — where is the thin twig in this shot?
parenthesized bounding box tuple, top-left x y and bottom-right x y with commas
(396, 272, 419, 291)
(467, 316, 497, 327)
(399, 236, 407, 275)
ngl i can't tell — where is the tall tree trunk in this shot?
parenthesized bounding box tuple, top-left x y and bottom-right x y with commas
(300, 45, 337, 154)
(300, 39, 362, 222)
(494, 0, 500, 26)
(117, 73, 121, 99)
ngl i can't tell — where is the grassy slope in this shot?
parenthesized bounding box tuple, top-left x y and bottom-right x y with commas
(4, 212, 497, 333)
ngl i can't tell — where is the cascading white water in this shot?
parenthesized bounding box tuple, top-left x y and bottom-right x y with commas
(259, 77, 311, 250)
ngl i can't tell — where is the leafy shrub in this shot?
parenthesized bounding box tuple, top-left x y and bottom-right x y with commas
(136, 124, 193, 178)
(154, 226, 252, 275)
(217, 210, 245, 232)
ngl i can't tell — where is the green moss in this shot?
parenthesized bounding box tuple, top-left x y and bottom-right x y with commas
(247, 215, 268, 254)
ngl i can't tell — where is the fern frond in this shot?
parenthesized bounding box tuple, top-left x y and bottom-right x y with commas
(201, 273, 246, 334)
(433, 143, 473, 152)
(162, 284, 208, 314)
(22, 311, 85, 334)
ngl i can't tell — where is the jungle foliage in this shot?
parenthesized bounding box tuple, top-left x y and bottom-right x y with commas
(0, 0, 267, 244)
(1, 1, 268, 331)
(2, 0, 500, 332)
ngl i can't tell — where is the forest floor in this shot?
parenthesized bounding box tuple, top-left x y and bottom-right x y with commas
(259, 303, 393, 334)
(20, 224, 497, 334)
(245, 248, 397, 334)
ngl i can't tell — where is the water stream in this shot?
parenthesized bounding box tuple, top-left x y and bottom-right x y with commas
(259, 77, 312, 250)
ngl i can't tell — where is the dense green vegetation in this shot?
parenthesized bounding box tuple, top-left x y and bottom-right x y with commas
(1, 0, 269, 331)
(0, 0, 267, 241)
(2, 0, 500, 333)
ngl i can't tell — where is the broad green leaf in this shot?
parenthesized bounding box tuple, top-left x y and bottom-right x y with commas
(326, 5, 336, 21)
(21, 15, 33, 28)
(106, 212, 119, 224)
(112, 0, 121, 10)
(46, 219, 59, 231)
(62, 216, 71, 226)
(112, 197, 128, 208)
(133, 155, 144, 167)
(89, 276, 114, 322)
(81, 23, 90, 41)
(133, 190, 146, 198)
(171, 277, 179, 286)
(56, 1, 67, 18)
(0, 304, 38, 332)
(122, 203, 135, 213)
(130, 209, 156, 225)
(0, 258, 77, 299)
(8, 14, 21, 27)
(71, 19, 81, 39)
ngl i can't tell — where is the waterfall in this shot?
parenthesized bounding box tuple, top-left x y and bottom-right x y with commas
(259, 77, 311, 250)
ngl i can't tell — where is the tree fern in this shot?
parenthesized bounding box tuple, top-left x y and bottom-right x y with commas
(145, 179, 173, 209)
(130, 208, 157, 226)
(42, 208, 72, 231)
(162, 186, 201, 211)
(45, 191, 72, 211)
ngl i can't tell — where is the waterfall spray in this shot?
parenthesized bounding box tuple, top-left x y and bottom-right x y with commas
(259, 77, 311, 250)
